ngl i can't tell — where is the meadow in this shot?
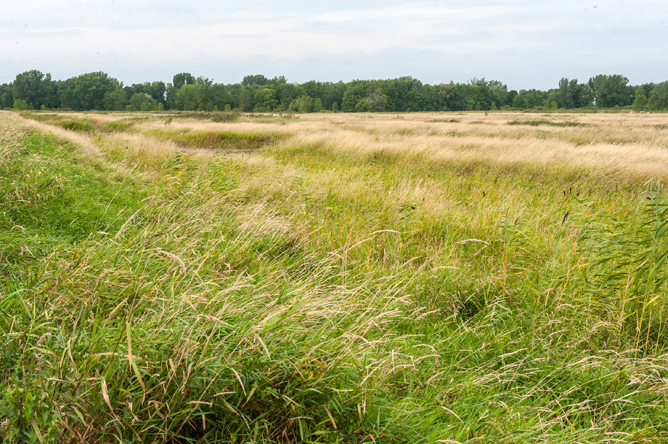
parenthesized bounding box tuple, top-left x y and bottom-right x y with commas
(1, 109, 668, 443)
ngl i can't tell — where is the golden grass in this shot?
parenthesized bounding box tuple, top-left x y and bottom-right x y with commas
(38, 110, 664, 181)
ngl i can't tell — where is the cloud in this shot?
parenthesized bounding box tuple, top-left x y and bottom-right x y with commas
(1, 0, 667, 88)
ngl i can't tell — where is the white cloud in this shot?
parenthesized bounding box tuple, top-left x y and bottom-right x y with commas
(0, 1, 667, 88)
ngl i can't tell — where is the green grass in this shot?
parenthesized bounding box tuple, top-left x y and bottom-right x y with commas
(2, 114, 668, 443)
(507, 119, 587, 127)
(147, 129, 291, 149)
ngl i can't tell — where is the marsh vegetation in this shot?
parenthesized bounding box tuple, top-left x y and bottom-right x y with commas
(2, 110, 668, 443)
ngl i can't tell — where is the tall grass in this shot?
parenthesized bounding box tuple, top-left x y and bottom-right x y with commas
(2, 110, 668, 443)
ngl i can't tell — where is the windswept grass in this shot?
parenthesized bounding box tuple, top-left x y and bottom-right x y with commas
(507, 119, 587, 127)
(146, 129, 290, 150)
(2, 110, 668, 443)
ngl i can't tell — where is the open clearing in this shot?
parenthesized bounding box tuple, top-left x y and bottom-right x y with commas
(2, 110, 668, 443)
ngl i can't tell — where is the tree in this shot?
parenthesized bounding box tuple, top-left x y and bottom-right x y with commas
(648, 81, 668, 110)
(312, 98, 323, 112)
(512, 94, 528, 109)
(253, 88, 277, 111)
(196, 76, 213, 86)
(568, 80, 593, 108)
(332, 102, 339, 112)
(59, 72, 121, 111)
(277, 83, 298, 108)
(342, 81, 375, 112)
(104, 87, 128, 111)
(12, 70, 58, 109)
(0, 83, 13, 109)
(289, 96, 311, 113)
(589, 75, 632, 108)
(633, 87, 648, 111)
(355, 89, 388, 112)
(487, 80, 508, 106)
(239, 88, 253, 112)
(173, 73, 196, 89)
(242, 75, 270, 86)
(130, 93, 157, 111)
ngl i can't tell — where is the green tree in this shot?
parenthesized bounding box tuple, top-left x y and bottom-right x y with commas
(12, 70, 58, 109)
(312, 97, 323, 112)
(0, 83, 13, 109)
(648, 81, 668, 110)
(253, 88, 277, 111)
(174, 85, 212, 111)
(289, 96, 311, 113)
(355, 88, 388, 112)
(278, 83, 298, 108)
(332, 102, 339, 112)
(242, 75, 270, 86)
(173, 73, 196, 89)
(59, 72, 121, 111)
(512, 94, 528, 109)
(487, 80, 508, 106)
(239, 88, 253, 112)
(589, 74, 632, 108)
(130, 93, 157, 111)
(103, 87, 128, 111)
(633, 87, 648, 111)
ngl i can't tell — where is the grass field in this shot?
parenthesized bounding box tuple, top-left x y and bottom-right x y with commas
(2, 110, 668, 443)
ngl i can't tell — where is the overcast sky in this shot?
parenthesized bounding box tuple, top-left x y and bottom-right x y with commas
(1, 1, 667, 89)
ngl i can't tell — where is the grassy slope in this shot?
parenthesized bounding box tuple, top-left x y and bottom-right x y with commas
(1, 112, 668, 443)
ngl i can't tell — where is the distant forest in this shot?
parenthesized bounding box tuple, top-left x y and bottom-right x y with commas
(1, 70, 667, 113)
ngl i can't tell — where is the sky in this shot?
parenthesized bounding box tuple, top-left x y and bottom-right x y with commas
(1, 0, 667, 90)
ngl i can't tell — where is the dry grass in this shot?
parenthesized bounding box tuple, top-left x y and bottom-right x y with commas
(34, 110, 668, 180)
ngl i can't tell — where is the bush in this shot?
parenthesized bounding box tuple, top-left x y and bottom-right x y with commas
(130, 93, 157, 112)
(13, 100, 29, 111)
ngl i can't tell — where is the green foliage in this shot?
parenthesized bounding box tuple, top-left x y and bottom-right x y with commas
(649, 81, 668, 110)
(355, 88, 388, 112)
(634, 87, 648, 111)
(172, 84, 231, 111)
(126, 81, 167, 106)
(556, 189, 668, 353)
(13, 100, 29, 111)
(12, 70, 59, 110)
(0, 83, 14, 109)
(589, 74, 632, 108)
(3, 70, 668, 114)
(172, 72, 196, 89)
(242, 74, 271, 86)
(58, 72, 121, 111)
(130, 92, 157, 111)
(332, 101, 339, 112)
(253, 88, 277, 111)
(512, 94, 528, 109)
(103, 87, 128, 111)
(288, 95, 323, 113)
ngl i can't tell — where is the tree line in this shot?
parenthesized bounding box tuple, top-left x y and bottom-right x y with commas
(1, 70, 667, 113)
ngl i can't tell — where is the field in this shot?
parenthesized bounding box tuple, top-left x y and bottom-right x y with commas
(2, 110, 668, 443)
